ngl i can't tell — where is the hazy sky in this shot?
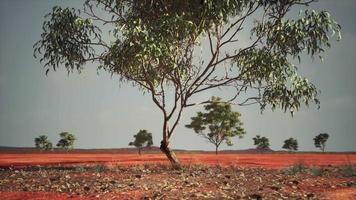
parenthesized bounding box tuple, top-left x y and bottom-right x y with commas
(0, 0, 355, 152)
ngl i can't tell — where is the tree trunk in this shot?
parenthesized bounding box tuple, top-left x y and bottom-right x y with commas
(215, 146, 218, 155)
(160, 119, 181, 169)
(138, 148, 141, 155)
(160, 140, 181, 169)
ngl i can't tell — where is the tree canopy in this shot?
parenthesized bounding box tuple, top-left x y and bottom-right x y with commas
(34, 0, 341, 167)
(282, 137, 298, 151)
(253, 135, 270, 150)
(56, 132, 76, 151)
(313, 133, 329, 152)
(129, 129, 153, 155)
(186, 96, 245, 154)
(34, 135, 53, 151)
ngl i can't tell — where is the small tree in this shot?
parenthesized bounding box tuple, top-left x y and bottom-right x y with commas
(56, 132, 76, 151)
(34, 135, 53, 151)
(186, 96, 245, 154)
(314, 133, 329, 152)
(253, 135, 270, 150)
(129, 129, 153, 155)
(282, 137, 298, 152)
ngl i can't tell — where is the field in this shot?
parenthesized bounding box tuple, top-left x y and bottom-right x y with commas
(0, 151, 355, 199)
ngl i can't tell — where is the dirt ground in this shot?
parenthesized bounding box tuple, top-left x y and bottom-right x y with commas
(0, 153, 355, 168)
(0, 153, 355, 199)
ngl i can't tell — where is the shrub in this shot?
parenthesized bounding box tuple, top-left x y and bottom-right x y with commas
(340, 165, 356, 177)
(285, 163, 307, 175)
(94, 164, 108, 173)
(74, 166, 86, 173)
(310, 167, 323, 176)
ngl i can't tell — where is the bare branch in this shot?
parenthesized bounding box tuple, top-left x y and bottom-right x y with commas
(207, 30, 214, 56)
(168, 97, 185, 138)
(160, 79, 166, 109)
(84, 2, 117, 25)
(220, 3, 259, 47)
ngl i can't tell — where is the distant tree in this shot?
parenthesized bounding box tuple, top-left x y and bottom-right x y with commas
(186, 96, 245, 155)
(56, 132, 76, 151)
(282, 137, 298, 152)
(129, 130, 153, 155)
(34, 135, 53, 151)
(253, 135, 270, 150)
(313, 133, 329, 152)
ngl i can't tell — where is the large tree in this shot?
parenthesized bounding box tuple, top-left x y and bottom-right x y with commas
(186, 96, 245, 154)
(129, 129, 154, 155)
(34, 0, 340, 167)
(313, 133, 329, 152)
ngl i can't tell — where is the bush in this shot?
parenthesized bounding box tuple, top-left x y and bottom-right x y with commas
(285, 163, 307, 175)
(340, 165, 356, 177)
(310, 167, 323, 176)
(94, 164, 108, 173)
(74, 166, 86, 173)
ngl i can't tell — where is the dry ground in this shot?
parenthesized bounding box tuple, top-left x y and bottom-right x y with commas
(0, 153, 355, 199)
(0, 153, 355, 168)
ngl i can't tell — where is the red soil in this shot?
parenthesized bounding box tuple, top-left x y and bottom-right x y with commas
(0, 191, 146, 200)
(0, 192, 74, 200)
(0, 152, 355, 199)
(0, 152, 355, 168)
(322, 188, 356, 200)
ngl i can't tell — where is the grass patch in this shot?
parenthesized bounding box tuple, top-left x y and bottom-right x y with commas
(285, 163, 307, 175)
(310, 167, 323, 176)
(94, 164, 109, 173)
(340, 165, 356, 177)
(74, 166, 87, 173)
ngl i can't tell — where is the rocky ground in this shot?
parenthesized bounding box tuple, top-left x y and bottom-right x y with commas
(0, 163, 355, 199)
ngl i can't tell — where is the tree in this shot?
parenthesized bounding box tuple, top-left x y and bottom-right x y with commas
(34, 0, 340, 167)
(186, 96, 245, 154)
(129, 129, 153, 155)
(282, 137, 298, 152)
(56, 132, 76, 151)
(253, 135, 270, 150)
(313, 133, 329, 152)
(34, 135, 53, 151)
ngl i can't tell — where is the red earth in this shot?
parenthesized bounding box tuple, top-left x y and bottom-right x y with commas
(0, 152, 355, 169)
(0, 152, 355, 199)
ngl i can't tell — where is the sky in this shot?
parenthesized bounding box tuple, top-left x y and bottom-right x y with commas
(0, 0, 355, 152)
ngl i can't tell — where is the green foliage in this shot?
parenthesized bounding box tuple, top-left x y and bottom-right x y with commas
(34, 135, 53, 151)
(129, 129, 153, 154)
(74, 166, 87, 173)
(94, 164, 109, 173)
(56, 132, 76, 151)
(285, 163, 307, 175)
(313, 133, 329, 152)
(253, 135, 270, 150)
(340, 165, 356, 178)
(282, 138, 298, 152)
(33, 6, 100, 75)
(186, 96, 245, 154)
(34, 0, 341, 165)
(310, 167, 322, 176)
(34, 0, 341, 114)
